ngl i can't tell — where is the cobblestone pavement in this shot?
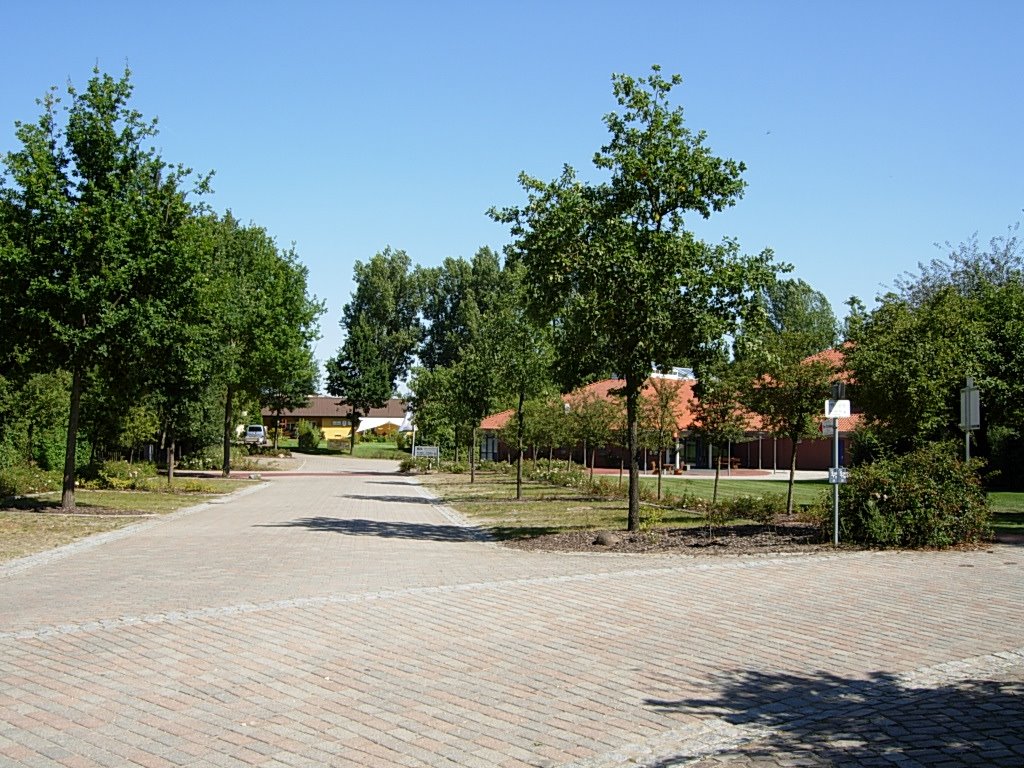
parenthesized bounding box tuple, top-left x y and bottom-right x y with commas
(1, 455, 1021, 767)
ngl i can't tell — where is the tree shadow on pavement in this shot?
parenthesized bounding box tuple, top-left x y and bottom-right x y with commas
(336, 494, 436, 505)
(257, 517, 489, 542)
(643, 666, 1024, 767)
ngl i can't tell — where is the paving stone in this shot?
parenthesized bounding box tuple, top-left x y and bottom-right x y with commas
(1, 454, 1022, 767)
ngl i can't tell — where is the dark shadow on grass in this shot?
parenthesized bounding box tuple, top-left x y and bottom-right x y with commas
(642, 667, 1024, 767)
(257, 516, 490, 542)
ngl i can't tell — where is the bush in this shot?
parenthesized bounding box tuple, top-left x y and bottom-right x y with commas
(0, 464, 62, 496)
(297, 420, 324, 450)
(88, 460, 158, 490)
(525, 459, 585, 488)
(717, 493, 786, 525)
(399, 456, 434, 473)
(839, 443, 991, 548)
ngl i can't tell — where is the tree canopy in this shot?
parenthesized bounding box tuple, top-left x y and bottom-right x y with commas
(491, 66, 777, 530)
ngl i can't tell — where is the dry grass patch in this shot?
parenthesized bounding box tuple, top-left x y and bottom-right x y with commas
(0, 478, 257, 563)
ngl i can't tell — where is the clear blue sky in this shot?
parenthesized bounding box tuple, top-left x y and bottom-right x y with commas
(3, 2, 1022, 373)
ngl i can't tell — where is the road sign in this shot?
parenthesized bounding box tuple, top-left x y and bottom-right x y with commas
(820, 422, 835, 437)
(828, 467, 848, 485)
(960, 377, 980, 431)
(824, 399, 850, 419)
(413, 445, 440, 458)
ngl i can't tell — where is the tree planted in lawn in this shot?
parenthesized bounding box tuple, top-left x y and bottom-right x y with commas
(491, 66, 775, 530)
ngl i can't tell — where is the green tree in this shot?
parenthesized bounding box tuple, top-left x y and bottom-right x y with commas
(491, 66, 775, 530)
(756, 278, 838, 358)
(689, 366, 749, 503)
(747, 354, 837, 514)
(0, 68, 202, 507)
(327, 247, 422, 451)
(638, 377, 686, 499)
(568, 388, 620, 478)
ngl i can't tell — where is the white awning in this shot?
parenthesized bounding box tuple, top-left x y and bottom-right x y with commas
(355, 417, 405, 433)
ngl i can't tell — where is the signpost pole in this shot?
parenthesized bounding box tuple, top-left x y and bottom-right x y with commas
(833, 416, 840, 547)
(825, 394, 850, 547)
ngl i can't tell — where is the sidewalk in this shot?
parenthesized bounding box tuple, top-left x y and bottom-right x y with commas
(1, 456, 1020, 766)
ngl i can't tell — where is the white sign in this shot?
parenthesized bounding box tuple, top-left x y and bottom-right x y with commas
(413, 445, 440, 458)
(828, 467, 849, 484)
(824, 399, 851, 419)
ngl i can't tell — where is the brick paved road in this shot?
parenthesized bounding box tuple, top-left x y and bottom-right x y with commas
(1, 455, 1021, 767)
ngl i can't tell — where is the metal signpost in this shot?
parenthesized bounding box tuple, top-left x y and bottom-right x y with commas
(960, 377, 980, 461)
(825, 396, 851, 546)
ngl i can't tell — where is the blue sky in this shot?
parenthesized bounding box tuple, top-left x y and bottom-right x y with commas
(3, 2, 1022, 371)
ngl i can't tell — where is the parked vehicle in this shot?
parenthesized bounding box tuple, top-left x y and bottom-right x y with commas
(243, 424, 268, 446)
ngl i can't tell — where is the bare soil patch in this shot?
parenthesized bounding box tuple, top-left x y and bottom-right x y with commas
(504, 522, 837, 556)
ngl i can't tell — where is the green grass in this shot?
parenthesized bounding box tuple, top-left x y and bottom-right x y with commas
(990, 491, 1024, 534)
(350, 442, 403, 459)
(636, 475, 829, 507)
(419, 469, 817, 539)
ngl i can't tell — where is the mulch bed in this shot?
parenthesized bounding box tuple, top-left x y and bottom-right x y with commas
(504, 522, 838, 556)
(0, 500, 151, 517)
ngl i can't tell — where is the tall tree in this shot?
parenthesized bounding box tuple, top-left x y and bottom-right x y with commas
(756, 278, 838, 358)
(491, 66, 775, 530)
(0, 68, 201, 508)
(327, 247, 421, 450)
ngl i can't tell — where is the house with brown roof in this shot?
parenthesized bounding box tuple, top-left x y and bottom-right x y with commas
(478, 350, 863, 471)
(261, 396, 407, 442)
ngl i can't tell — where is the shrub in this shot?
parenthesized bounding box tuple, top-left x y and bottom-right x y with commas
(525, 460, 585, 488)
(83, 460, 158, 490)
(297, 420, 324, 450)
(718, 493, 786, 525)
(839, 443, 991, 548)
(399, 456, 434, 473)
(0, 464, 62, 496)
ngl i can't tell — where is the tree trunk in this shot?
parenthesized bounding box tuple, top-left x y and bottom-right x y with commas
(273, 410, 281, 450)
(625, 373, 641, 532)
(349, 409, 358, 454)
(582, 438, 588, 474)
(787, 437, 799, 516)
(167, 439, 176, 486)
(222, 384, 234, 478)
(515, 390, 525, 500)
(713, 448, 721, 503)
(657, 448, 663, 500)
(470, 427, 477, 484)
(590, 447, 596, 480)
(60, 366, 83, 510)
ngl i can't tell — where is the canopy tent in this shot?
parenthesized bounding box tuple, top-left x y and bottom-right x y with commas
(355, 417, 405, 433)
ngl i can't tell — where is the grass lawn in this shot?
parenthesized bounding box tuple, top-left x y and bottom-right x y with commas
(419, 470, 824, 539)
(0, 477, 256, 564)
(635, 474, 830, 507)
(990, 491, 1024, 534)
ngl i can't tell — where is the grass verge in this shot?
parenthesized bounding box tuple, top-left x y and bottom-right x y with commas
(0, 477, 256, 564)
(419, 470, 822, 540)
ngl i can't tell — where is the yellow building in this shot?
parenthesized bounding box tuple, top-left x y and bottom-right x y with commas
(261, 396, 407, 443)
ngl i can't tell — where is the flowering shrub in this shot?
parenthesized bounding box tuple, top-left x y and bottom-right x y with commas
(0, 464, 62, 496)
(92, 461, 158, 490)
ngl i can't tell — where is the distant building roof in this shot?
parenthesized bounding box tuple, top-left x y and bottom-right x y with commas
(480, 377, 697, 433)
(262, 396, 406, 420)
